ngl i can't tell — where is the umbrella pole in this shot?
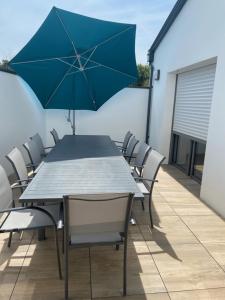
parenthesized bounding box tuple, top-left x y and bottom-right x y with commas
(72, 110, 75, 135)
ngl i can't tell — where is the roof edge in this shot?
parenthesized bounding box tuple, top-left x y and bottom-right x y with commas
(148, 0, 188, 63)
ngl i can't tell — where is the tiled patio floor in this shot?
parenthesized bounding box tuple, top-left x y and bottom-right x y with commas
(2, 165, 225, 299)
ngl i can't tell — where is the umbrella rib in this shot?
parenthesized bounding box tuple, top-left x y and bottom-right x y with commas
(54, 9, 78, 56)
(67, 65, 100, 76)
(82, 46, 97, 69)
(54, 9, 83, 70)
(56, 58, 80, 70)
(80, 26, 133, 57)
(81, 56, 137, 79)
(45, 58, 78, 108)
(10, 55, 77, 65)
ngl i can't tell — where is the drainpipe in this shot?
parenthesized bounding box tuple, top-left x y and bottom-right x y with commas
(145, 50, 154, 144)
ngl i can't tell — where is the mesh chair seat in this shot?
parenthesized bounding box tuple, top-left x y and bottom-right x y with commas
(135, 182, 149, 195)
(71, 232, 122, 245)
(0, 204, 60, 232)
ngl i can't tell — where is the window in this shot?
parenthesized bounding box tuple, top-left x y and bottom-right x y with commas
(171, 133, 206, 182)
(193, 142, 206, 181)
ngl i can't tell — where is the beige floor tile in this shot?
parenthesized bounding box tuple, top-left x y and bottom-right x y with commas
(0, 272, 19, 299)
(170, 288, 225, 300)
(91, 271, 166, 298)
(140, 216, 198, 246)
(91, 271, 123, 298)
(128, 225, 145, 241)
(159, 193, 199, 205)
(0, 242, 28, 273)
(128, 241, 150, 255)
(152, 243, 225, 291)
(162, 195, 201, 205)
(11, 292, 91, 300)
(91, 244, 155, 274)
(95, 293, 170, 300)
(203, 242, 225, 270)
(169, 202, 213, 216)
(12, 275, 91, 299)
(134, 201, 175, 222)
(182, 215, 225, 243)
(91, 246, 166, 297)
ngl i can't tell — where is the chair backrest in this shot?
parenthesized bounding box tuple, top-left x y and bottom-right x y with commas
(0, 165, 13, 211)
(122, 131, 133, 151)
(143, 150, 165, 189)
(30, 133, 45, 156)
(23, 139, 42, 168)
(125, 136, 139, 162)
(134, 142, 151, 170)
(50, 128, 60, 145)
(64, 193, 133, 240)
(6, 147, 28, 182)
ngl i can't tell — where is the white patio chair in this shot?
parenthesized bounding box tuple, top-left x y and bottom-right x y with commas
(6, 147, 32, 193)
(123, 136, 139, 163)
(63, 192, 134, 299)
(50, 128, 60, 145)
(134, 150, 165, 228)
(23, 138, 42, 171)
(113, 131, 133, 153)
(0, 164, 62, 279)
(30, 133, 53, 157)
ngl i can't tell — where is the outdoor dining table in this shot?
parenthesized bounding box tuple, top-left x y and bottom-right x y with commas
(19, 134, 143, 239)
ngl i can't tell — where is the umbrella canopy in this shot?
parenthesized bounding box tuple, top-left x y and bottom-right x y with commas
(10, 7, 138, 111)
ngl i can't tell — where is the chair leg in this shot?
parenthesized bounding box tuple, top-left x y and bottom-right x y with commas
(149, 195, 153, 228)
(141, 199, 145, 211)
(123, 239, 128, 296)
(7, 232, 13, 248)
(62, 229, 64, 254)
(116, 244, 120, 251)
(54, 228, 62, 280)
(64, 232, 68, 300)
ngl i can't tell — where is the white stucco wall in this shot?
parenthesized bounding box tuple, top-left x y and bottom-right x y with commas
(45, 88, 148, 147)
(149, 0, 225, 216)
(0, 71, 45, 175)
(0, 70, 148, 175)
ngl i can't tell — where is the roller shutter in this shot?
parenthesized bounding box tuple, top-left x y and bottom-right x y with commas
(173, 64, 216, 141)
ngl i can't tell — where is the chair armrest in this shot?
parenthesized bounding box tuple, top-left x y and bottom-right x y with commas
(134, 176, 158, 183)
(17, 178, 32, 183)
(123, 155, 135, 159)
(26, 163, 36, 168)
(11, 183, 28, 189)
(112, 140, 123, 144)
(131, 164, 143, 169)
(0, 206, 29, 213)
(44, 146, 54, 150)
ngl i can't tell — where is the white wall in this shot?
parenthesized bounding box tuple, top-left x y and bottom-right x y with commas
(0, 71, 45, 175)
(0, 70, 148, 175)
(45, 88, 148, 147)
(150, 0, 225, 216)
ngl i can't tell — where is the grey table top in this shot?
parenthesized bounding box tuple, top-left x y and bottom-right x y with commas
(20, 135, 143, 202)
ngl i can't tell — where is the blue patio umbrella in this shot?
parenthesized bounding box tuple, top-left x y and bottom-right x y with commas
(10, 7, 138, 134)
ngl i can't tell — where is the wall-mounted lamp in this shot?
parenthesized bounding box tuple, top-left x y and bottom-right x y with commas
(154, 69, 160, 81)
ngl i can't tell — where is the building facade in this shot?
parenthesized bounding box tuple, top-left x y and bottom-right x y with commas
(148, 0, 225, 217)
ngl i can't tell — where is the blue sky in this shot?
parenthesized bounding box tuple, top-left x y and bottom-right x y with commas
(0, 0, 177, 64)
